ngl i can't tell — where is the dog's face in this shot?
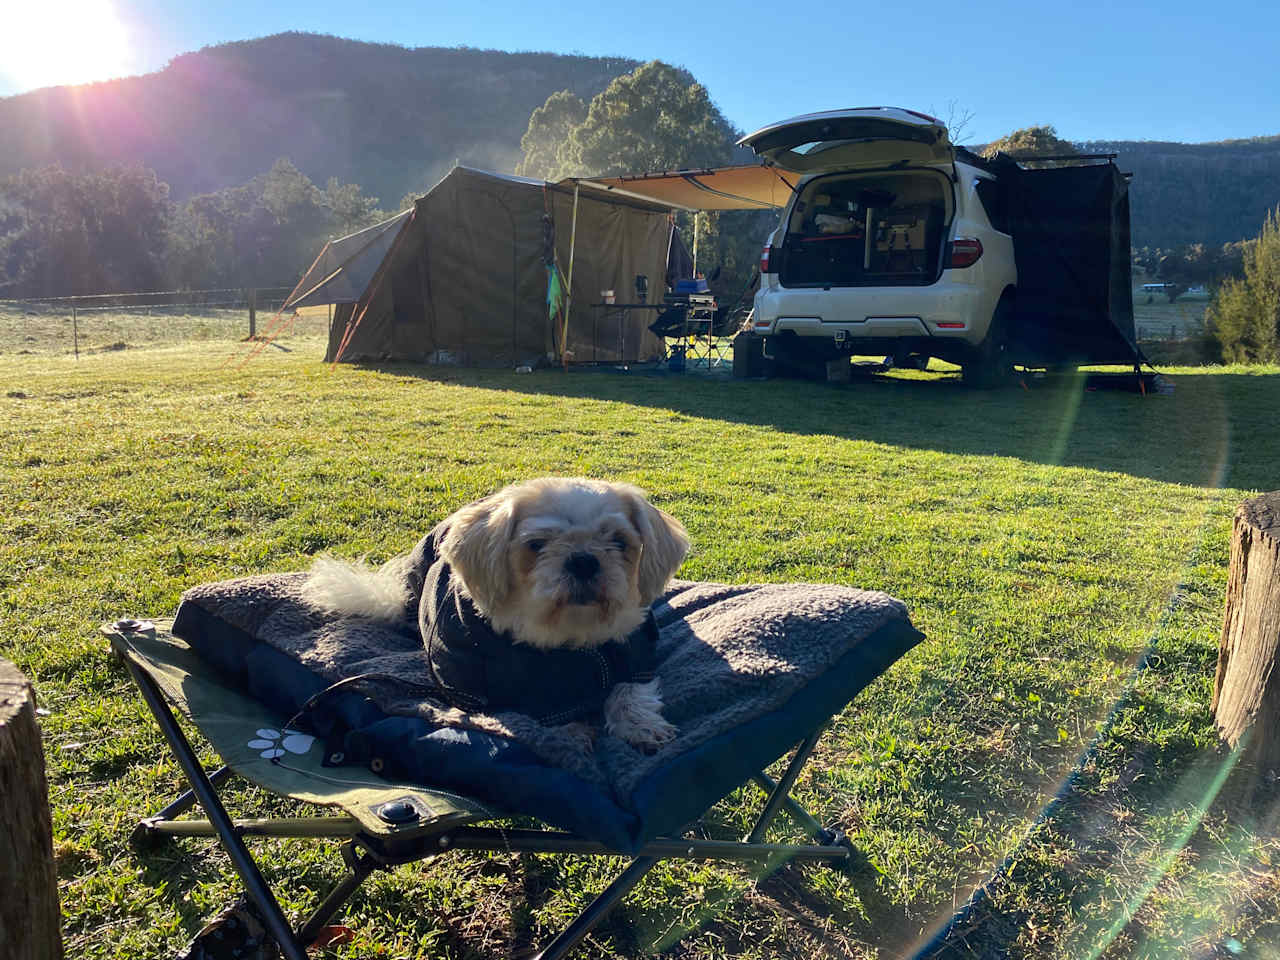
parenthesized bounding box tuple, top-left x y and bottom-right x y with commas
(438, 478, 689, 649)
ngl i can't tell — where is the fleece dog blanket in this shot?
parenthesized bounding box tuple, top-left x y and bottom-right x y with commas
(173, 575, 923, 852)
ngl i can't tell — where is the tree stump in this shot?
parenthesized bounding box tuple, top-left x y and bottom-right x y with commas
(0, 660, 63, 960)
(1212, 492, 1280, 777)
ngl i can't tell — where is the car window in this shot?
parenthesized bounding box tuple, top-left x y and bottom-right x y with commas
(974, 178, 1011, 234)
(789, 172, 948, 236)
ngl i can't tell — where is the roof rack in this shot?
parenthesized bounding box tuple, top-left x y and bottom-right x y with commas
(1012, 153, 1118, 162)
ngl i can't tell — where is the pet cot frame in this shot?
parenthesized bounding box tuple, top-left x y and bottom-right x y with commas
(107, 618, 869, 960)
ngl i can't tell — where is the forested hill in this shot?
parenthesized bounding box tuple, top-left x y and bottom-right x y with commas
(1079, 135, 1280, 249)
(0, 33, 637, 206)
(3, 32, 1278, 250)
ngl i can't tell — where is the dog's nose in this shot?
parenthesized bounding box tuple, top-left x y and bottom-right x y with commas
(564, 552, 600, 581)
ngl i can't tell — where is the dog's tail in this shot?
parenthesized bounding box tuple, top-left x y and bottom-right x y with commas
(300, 554, 413, 622)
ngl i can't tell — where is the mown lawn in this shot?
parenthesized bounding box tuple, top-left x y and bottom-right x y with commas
(3, 339, 1279, 959)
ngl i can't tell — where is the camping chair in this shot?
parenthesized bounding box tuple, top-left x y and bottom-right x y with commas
(107, 574, 923, 959)
(650, 270, 759, 370)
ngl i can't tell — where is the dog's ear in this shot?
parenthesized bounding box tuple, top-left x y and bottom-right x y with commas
(624, 487, 690, 602)
(438, 493, 518, 614)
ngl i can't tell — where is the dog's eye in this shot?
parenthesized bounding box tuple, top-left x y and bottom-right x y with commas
(527, 539, 546, 553)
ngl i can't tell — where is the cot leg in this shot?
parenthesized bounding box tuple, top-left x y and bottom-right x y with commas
(296, 843, 378, 946)
(752, 760, 873, 876)
(152, 765, 234, 819)
(533, 856, 659, 960)
(131, 765, 234, 849)
(117, 650, 309, 960)
(750, 771, 831, 840)
(747, 725, 825, 843)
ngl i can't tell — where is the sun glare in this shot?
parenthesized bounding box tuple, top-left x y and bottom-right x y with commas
(4, 0, 135, 92)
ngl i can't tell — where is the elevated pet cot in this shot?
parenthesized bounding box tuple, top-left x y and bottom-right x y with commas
(107, 574, 924, 959)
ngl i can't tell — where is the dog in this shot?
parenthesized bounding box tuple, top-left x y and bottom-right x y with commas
(301, 478, 690, 751)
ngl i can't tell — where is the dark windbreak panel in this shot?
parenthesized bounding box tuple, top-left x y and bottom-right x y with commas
(778, 171, 949, 288)
(998, 159, 1140, 366)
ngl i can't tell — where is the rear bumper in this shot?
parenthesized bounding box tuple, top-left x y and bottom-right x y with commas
(751, 279, 989, 346)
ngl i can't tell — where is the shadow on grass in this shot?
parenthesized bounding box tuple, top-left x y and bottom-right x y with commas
(364, 363, 1276, 490)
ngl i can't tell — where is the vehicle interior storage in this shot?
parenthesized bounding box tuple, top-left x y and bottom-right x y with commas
(778, 171, 951, 287)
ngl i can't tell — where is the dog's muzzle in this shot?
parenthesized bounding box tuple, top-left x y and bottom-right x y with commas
(564, 552, 601, 605)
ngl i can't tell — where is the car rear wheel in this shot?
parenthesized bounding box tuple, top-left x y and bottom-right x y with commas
(963, 296, 1014, 388)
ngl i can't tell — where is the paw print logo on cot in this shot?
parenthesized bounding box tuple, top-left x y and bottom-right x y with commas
(246, 728, 315, 759)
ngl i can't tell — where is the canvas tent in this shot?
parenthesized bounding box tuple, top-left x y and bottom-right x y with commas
(287, 166, 683, 367)
(287, 211, 412, 311)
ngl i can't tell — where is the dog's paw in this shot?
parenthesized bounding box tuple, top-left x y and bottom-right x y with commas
(604, 680, 677, 753)
(555, 722, 599, 755)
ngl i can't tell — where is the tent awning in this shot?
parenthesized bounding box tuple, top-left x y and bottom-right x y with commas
(560, 164, 795, 212)
(284, 209, 412, 309)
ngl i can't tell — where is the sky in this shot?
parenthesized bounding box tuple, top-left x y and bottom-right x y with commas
(3, 0, 1278, 146)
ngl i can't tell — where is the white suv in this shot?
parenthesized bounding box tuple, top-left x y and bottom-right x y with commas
(739, 107, 1018, 385)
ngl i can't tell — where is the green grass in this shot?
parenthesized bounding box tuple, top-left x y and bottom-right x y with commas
(0, 305, 330, 355)
(4, 339, 1280, 959)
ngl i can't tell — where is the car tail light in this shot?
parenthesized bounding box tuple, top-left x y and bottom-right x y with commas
(760, 241, 775, 274)
(949, 237, 983, 268)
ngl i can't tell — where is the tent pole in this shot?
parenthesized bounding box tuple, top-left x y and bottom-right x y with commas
(562, 183, 581, 371)
(693, 211, 699, 276)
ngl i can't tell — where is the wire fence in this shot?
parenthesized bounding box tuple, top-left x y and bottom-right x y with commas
(1132, 289, 1209, 343)
(0, 281, 1212, 360)
(0, 287, 337, 357)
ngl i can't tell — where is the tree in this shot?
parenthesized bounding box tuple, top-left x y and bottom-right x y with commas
(1207, 206, 1280, 363)
(321, 177, 385, 235)
(0, 158, 388, 295)
(0, 165, 172, 297)
(1133, 246, 1160, 278)
(1218, 240, 1249, 283)
(557, 61, 737, 178)
(1154, 242, 1250, 302)
(981, 125, 1078, 162)
(170, 160, 385, 289)
(931, 99, 975, 144)
(96, 166, 174, 292)
(515, 91, 587, 179)
(521, 61, 763, 297)
(169, 178, 272, 289)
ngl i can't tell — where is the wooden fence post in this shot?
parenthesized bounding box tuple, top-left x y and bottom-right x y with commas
(247, 288, 257, 339)
(1213, 492, 1280, 778)
(0, 659, 63, 960)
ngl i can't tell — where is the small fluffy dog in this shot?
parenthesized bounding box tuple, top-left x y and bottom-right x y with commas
(301, 478, 690, 750)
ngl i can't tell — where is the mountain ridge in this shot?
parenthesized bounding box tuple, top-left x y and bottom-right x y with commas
(3, 33, 1278, 248)
(0, 33, 638, 207)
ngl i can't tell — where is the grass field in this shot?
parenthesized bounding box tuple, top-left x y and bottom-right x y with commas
(0, 288, 1210, 362)
(1131, 288, 1210, 342)
(4, 338, 1280, 959)
(0, 304, 330, 355)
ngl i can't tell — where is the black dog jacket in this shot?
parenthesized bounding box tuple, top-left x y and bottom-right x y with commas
(402, 523, 659, 726)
